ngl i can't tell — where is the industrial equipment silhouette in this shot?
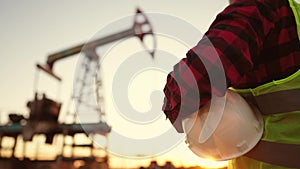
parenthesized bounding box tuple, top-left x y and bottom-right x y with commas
(0, 8, 156, 169)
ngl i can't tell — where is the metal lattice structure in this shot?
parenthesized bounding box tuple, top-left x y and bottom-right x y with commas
(0, 8, 156, 169)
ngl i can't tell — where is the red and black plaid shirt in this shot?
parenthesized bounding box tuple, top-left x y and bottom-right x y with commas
(163, 0, 300, 132)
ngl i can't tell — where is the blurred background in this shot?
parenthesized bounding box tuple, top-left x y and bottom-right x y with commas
(0, 1, 229, 169)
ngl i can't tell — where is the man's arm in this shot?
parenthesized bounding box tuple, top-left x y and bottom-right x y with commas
(163, 0, 275, 132)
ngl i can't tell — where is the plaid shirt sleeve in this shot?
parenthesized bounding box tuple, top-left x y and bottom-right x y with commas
(162, 0, 283, 132)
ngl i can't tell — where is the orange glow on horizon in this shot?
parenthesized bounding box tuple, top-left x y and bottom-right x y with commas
(195, 160, 228, 169)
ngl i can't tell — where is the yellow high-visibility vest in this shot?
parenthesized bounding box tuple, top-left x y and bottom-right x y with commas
(230, 69, 300, 169)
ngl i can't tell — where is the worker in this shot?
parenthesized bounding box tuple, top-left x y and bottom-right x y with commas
(162, 0, 300, 168)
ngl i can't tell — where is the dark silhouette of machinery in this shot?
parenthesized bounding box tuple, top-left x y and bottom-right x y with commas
(0, 8, 156, 169)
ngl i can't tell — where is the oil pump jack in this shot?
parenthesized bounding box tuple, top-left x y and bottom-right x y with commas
(0, 8, 156, 167)
(32, 7, 155, 137)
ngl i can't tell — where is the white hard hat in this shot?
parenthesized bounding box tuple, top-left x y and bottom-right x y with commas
(182, 89, 264, 161)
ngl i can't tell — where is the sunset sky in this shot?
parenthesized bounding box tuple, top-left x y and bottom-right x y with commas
(0, 1, 230, 168)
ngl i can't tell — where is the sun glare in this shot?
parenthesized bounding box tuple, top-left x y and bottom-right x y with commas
(174, 146, 228, 169)
(197, 160, 228, 168)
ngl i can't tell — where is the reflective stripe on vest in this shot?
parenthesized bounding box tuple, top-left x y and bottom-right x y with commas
(246, 88, 300, 115)
(232, 68, 300, 168)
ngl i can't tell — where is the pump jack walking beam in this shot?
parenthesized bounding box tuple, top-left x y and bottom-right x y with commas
(37, 8, 156, 81)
